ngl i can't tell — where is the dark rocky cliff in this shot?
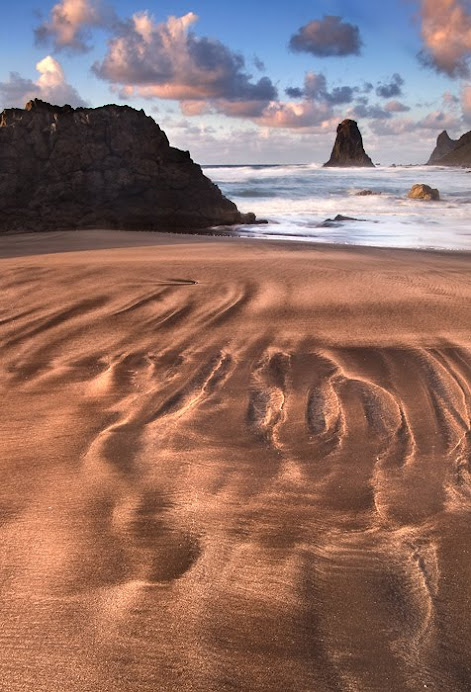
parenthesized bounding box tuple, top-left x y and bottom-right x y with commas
(428, 129, 471, 167)
(323, 119, 375, 168)
(427, 130, 458, 165)
(0, 99, 255, 232)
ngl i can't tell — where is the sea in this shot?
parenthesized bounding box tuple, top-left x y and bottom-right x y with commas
(204, 163, 471, 252)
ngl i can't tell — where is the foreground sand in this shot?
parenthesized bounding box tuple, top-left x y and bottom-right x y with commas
(1, 230, 471, 691)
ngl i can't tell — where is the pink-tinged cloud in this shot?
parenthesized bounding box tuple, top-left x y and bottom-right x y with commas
(461, 85, 471, 122)
(214, 100, 272, 118)
(35, 0, 115, 53)
(420, 0, 471, 77)
(289, 16, 362, 57)
(92, 10, 277, 104)
(384, 100, 410, 113)
(257, 100, 333, 129)
(180, 100, 211, 116)
(369, 110, 461, 136)
(442, 90, 460, 108)
(0, 56, 87, 108)
(417, 109, 462, 129)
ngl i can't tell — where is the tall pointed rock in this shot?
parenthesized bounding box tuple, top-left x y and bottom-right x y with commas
(323, 119, 375, 168)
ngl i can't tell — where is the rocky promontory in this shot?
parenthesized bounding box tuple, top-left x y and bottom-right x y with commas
(427, 130, 458, 165)
(427, 128, 471, 167)
(323, 119, 375, 168)
(0, 99, 255, 232)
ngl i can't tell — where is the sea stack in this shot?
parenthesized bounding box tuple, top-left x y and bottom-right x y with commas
(427, 130, 458, 164)
(323, 119, 375, 168)
(426, 128, 471, 167)
(0, 99, 255, 232)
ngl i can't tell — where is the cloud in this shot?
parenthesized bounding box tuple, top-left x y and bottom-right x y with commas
(285, 86, 304, 99)
(285, 72, 356, 105)
(257, 100, 334, 129)
(419, 0, 471, 77)
(352, 103, 392, 120)
(326, 86, 356, 105)
(289, 15, 362, 57)
(0, 56, 87, 108)
(165, 123, 337, 165)
(253, 56, 266, 72)
(369, 110, 461, 136)
(417, 109, 461, 129)
(213, 99, 273, 118)
(384, 100, 410, 113)
(264, 71, 362, 131)
(35, 0, 115, 53)
(180, 100, 211, 116)
(376, 73, 404, 99)
(462, 85, 471, 122)
(442, 90, 460, 108)
(369, 119, 417, 136)
(92, 10, 277, 105)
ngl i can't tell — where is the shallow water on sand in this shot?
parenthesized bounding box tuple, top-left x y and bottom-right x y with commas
(206, 163, 471, 251)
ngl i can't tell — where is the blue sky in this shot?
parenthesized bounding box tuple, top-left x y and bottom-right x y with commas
(1, 0, 471, 164)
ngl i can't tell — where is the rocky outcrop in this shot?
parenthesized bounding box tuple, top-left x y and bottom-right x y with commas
(323, 119, 375, 168)
(431, 129, 471, 167)
(317, 214, 369, 227)
(0, 99, 255, 232)
(407, 184, 440, 201)
(427, 130, 458, 164)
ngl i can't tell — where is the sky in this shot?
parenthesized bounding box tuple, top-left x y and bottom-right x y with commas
(1, 0, 471, 164)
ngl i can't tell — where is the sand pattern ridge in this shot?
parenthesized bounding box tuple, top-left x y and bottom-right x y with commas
(1, 232, 471, 691)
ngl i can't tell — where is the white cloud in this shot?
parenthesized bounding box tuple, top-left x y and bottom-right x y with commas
(0, 56, 87, 108)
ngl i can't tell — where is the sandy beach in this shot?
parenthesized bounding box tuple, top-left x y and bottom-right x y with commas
(2, 229, 471, 691)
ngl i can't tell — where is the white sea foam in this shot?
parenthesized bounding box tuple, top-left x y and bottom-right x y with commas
(204, 164, 471, 251)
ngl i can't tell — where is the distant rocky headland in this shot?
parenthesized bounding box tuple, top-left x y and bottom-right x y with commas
(427, 128, 471, 166)
(323, 119, 375, 168)
(0, 99, 256, 232)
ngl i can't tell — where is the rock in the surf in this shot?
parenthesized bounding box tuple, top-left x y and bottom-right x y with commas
(407, 184, 440, 201)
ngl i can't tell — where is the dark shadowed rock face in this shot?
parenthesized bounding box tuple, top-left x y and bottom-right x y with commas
(429, 129, 471, 167)
(323, 119, 374, 168)
(427, 130, 458, 165)
(0, 99, 255, 232)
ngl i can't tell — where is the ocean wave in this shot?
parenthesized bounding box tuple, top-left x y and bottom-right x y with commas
(210, 164, 471, 251)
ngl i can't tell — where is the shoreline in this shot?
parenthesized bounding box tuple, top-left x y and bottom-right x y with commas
(2, 227, 471, 260)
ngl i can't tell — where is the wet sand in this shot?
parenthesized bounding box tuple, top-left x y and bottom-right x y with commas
(1, 230, 471, 691)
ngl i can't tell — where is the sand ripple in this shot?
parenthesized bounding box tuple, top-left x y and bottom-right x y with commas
(1, 233, 471, 690)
